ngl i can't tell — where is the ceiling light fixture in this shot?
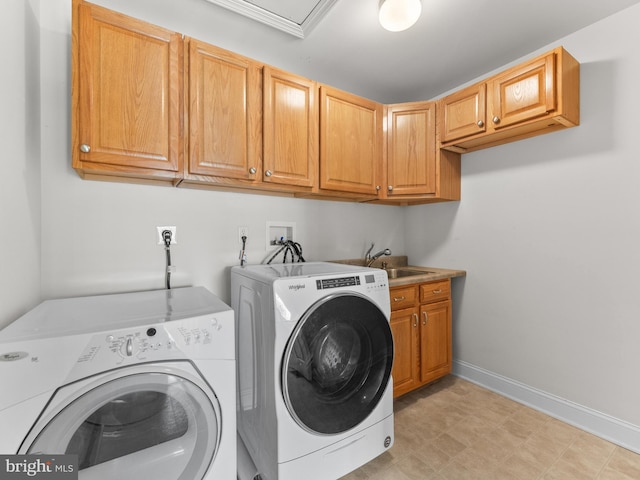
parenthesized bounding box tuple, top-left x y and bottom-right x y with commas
(378, 0, 422, 32)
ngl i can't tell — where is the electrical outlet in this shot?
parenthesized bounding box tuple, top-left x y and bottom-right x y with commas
(238, 226, 249, 245)
(157, 226, 177, 245)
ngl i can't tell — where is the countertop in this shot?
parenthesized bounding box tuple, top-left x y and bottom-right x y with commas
(329, 256, 466, 287)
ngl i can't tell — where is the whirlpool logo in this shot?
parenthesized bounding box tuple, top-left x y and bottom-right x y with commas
(0, 352, 28, 362)
(288, 284, 306, 291)
(1, 456, 77, 479)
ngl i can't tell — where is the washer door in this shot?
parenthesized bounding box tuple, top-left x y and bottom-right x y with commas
(21, 364, 221, 480)
(282, 293, 393, 435)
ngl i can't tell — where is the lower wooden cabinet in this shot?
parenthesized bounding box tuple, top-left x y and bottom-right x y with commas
(390, 279, 452, 398)
(390, 306, 420, 395)
(419, 300, 452, 384)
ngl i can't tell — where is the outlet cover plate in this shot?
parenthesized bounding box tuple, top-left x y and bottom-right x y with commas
(238, 226, 249, 245)
(157, 226, 177, 245)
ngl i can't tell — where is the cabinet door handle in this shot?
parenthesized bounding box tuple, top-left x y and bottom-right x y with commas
(477, 120, 484, 128)
(492, 116, 500, 124)
(393, 296, 405, 302)
(422, 311, 428, 325)
(249, 167, 257, 174)
(432, 289, 442, 294)
(265, 170, 273, 177)
(412, 314, 419, 328)
(80, 144, 91, 153)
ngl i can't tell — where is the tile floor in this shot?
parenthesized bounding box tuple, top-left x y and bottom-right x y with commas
(341, 376, 640, 480)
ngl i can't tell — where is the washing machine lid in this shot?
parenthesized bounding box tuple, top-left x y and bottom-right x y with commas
(0, 287, 231, 341)
(21, 362, 221, 480)
(282, 292, 393, 435)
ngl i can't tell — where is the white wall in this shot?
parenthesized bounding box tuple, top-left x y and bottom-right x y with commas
(32, 0, 406, 311)
(407, 4, 640, 432)
(0, 0, 41, 327)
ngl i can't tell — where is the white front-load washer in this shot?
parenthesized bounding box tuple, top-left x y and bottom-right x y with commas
(0, 287, 235, 480)
(232, 262, 394, 480)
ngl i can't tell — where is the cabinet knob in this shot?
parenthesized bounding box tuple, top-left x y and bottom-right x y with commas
(492, 116, 500, 124)
(376, 185, 381, 191)
(265, 170, 273, 177)
(412, 314, 419, 328)
(80, 144, 91, 153)
(477, 120, 484, 128)
(249, 167, 257, 174)
(422, 311, 428, 325)
(387, 186, 393, 192)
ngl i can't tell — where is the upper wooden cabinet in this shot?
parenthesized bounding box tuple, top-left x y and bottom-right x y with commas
(184, 39, 262, 184)
(319, 86, 383, 198)
(72, 0, 183, 183)
(72, 2, 579, 205)
(439, 47, 579, 153)
(439, 84, 487, 142)
(373, 102, 460, 206)
(489, 53, 556, 130)
(263, 67, 318, 189)
(385, 102, 436, 196)
(183, 44, 318, 193)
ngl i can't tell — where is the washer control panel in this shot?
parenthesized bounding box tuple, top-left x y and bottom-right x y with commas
(314, 271, 388, 293)
(362, 271, 389, 293)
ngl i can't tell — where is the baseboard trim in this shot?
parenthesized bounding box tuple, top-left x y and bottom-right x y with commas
(453, 359, 640, 454)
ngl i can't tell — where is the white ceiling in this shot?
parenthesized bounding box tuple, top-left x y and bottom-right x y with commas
(198, 0, 640, 103)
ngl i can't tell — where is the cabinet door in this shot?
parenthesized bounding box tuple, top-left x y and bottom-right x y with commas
(319, 86, 382, 196)
(390, 307, 420, 398)
(72, 0, 182, 177)
(263, 67, 318, 188)
(488, 52, 555, 130)
(439, 83, 486, 143)
(186, 39, 262, 181)
(386, 102, 436, 196)
(419, 301, 452, 385)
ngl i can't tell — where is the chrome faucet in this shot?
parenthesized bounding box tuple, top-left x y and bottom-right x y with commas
(365, 243, 392, 267)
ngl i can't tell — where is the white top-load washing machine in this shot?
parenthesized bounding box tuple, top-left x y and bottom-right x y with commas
(232, 262, 394, 480)
(0, 287, 235, 480)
